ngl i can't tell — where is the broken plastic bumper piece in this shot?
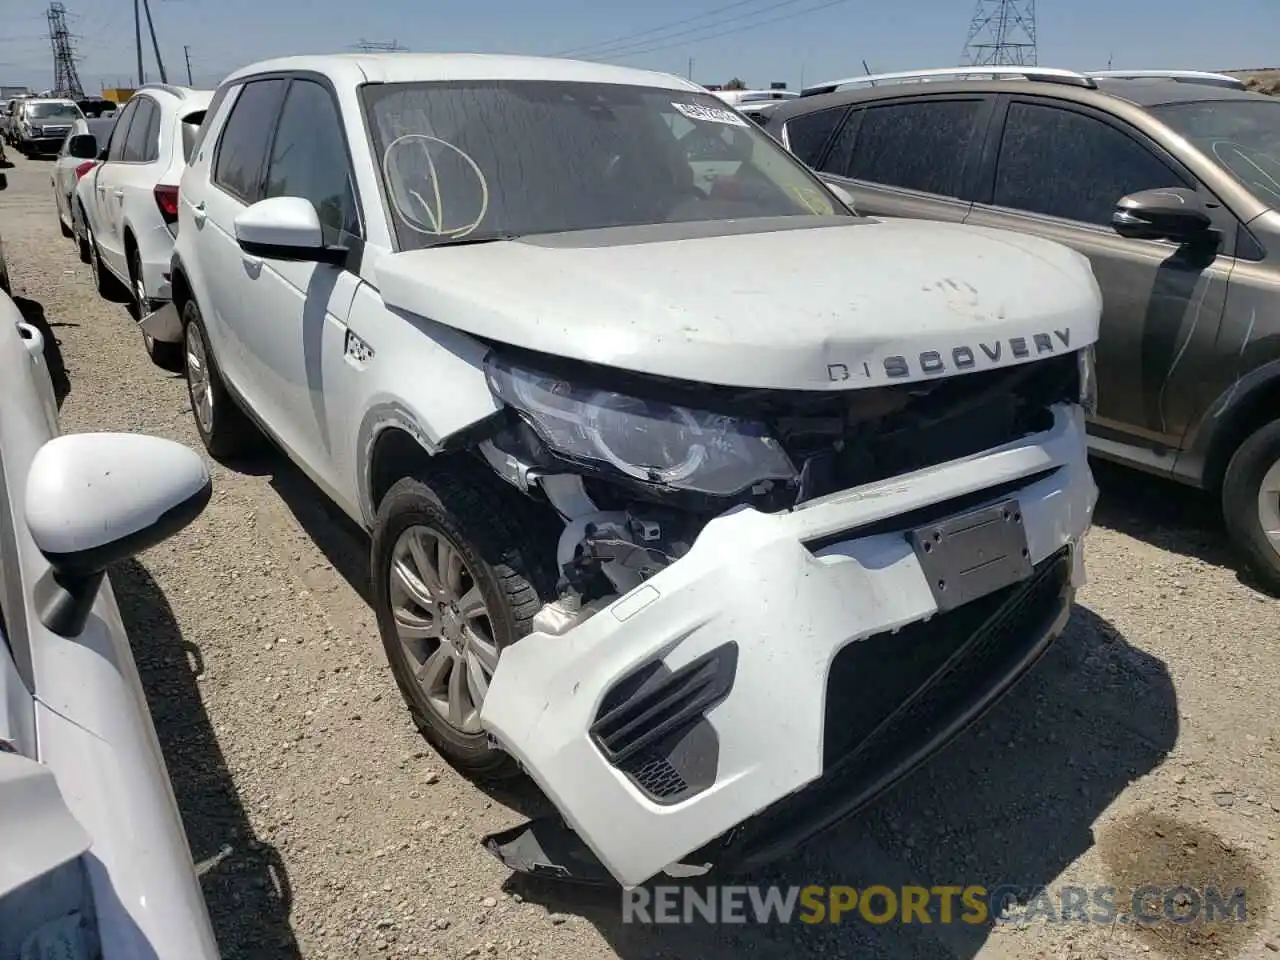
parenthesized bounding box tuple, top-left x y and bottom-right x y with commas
(481, 404, 1096, 888)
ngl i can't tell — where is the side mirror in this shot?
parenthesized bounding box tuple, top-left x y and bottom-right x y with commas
(234, 196, 347, 265)
(25, 433, 212, 637)
(1112, 187, 1216, 245)
(67, 134, 96, 160)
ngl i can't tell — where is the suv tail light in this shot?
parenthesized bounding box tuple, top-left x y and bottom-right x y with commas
(73, 160, 97, 181)
(154, 183, 179, 224)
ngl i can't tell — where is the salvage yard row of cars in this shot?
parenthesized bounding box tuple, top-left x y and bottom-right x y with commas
(0, 52, 1276, 955)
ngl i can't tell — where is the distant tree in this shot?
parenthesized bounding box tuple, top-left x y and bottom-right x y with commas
(724, 77, 747, 90)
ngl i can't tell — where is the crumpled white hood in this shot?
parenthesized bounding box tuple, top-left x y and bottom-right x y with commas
(376, 217, 1102, 390)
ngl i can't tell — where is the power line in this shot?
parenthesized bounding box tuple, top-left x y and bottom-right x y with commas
(593, 0, 854, 62)
(552, 0, 781, 58)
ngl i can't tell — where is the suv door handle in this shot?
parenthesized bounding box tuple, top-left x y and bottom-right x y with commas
(113, 189, 124, 199)
(191, 201, 207, 225)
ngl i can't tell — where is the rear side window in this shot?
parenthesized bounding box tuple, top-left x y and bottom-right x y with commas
(121, 98, 157, 162)
(838, 99, 985, 198)
(106, 99, 137, 161)
(180, 109, 206, 164)
(993, 102, 1187, 226)
(213, 79, 289, 204)
(263, 79, 360, 244)
(783, 106, 847, 166)
(188, 86, 230, 162)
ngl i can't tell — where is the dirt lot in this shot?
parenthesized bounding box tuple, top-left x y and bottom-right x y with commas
(4, 151, 1280, 960)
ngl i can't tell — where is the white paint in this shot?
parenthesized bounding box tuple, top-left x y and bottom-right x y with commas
(234, 196, 326, 251)
(24, 432, 209, 557)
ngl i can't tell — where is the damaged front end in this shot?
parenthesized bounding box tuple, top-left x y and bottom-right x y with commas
(471, 346, 1096, 887)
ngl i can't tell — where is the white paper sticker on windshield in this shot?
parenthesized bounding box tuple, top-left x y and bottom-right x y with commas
(671, 102, 749, 127)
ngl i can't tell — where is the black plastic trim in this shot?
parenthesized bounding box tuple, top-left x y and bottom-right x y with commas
(237, 238, 349, 266)
(591, 642, 739, 767)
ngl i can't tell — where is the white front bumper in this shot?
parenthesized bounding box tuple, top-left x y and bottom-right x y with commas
(481, 404, 1096, 888)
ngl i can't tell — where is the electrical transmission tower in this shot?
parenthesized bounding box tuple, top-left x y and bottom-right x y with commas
(352, 39, 407, 53)
(47, 2, 85, 98)
(961, 0, 1037, 66)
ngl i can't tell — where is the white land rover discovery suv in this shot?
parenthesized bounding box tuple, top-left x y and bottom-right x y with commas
(158, 53, 1102, 889)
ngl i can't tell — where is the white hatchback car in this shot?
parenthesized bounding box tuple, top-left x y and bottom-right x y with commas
(159, 53, 1101, 889)
(77, 83, 211, 370)
(0, 296, 219, 956)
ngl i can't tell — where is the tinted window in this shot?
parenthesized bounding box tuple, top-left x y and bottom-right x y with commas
(783, 106, 847, 166)
(188, 85, 230, 163)
(121, 98, 156, 162)
(213, 79, 288, 204)
(364, 80, 848, 251)
(180, 109, 206, 164)
(264, 80, 359, 244)
(106, 99, 137, 161)
(840, 99, 983, 197)
(994, 102, 1186, 225)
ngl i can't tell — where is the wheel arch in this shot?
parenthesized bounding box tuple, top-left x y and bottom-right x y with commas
(1178, 354, 1280, 492)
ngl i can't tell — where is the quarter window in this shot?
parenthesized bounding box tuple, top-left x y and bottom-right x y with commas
(993, 102, 1187, 226)
(839, 99, 985, 197)
(213, 79, 289, 204)
(263, 80, 359, 244)
(783, 106, 847, 166)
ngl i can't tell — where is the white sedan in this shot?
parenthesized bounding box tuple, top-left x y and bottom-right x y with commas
(0, 293, 219, 953)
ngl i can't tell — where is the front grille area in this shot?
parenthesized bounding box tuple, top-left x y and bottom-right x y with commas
(698, 546, 1073, 871)
(774, 353, 1079, 503)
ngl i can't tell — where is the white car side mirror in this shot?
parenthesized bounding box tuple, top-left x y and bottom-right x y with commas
(24, 433, 211, 637)
(234, 196, 347, 266)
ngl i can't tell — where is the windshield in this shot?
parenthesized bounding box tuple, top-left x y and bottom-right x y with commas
(362, 80, 848, 249)
(27, 102, 80, 121)
(1151, 99, 1280, 206)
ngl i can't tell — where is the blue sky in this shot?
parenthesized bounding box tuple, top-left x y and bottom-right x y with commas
(1, 0, 1276, 94)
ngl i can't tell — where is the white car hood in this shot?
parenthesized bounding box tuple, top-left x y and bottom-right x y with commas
(376, 217, 1101, 391)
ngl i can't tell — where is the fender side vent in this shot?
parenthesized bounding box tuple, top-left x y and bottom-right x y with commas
(591, 642, 739, 766)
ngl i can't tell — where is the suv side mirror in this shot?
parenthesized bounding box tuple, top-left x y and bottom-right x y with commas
(67, 133, 96, 159)
(25, 433, 212, 637)
(1112, 188, 1216, 245)
(234, 196, 348, 265)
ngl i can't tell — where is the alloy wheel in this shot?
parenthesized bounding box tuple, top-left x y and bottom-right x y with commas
(1259, 458, 1280, 555)
(388, 525, 499, 734)
(185, 322, 214, 434)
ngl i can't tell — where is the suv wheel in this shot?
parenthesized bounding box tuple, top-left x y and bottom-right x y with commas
(371, 471, 556, 780)
(1222, 419, 1280, 594)
(182, 298, 259, 460)
(87, 224, 124, 299)
(74, 203, 91, 263)
(130, 248, 182, 371)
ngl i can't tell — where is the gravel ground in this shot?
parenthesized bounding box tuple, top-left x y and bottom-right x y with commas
(4, 152, 1280, 960)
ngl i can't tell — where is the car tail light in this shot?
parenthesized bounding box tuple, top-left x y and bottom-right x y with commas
(154, 183, 179, 224)
(73, 160, 96, 181)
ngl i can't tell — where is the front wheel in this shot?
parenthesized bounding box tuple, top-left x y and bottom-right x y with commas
(371, 471, 556, 780)
(182, 298, 260, 460)
(87, 224, 125, 299)
(1222, 419, 1280, 594)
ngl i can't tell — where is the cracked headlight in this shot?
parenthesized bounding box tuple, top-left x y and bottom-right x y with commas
(484, 354, 797, 496)
(1077, 346, 1097, 415)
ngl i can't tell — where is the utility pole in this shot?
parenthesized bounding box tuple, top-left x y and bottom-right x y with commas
(961, 0, 1038, 67)
(687, 57, 694, 81)
(134, 0, 144, 86)
(141, 0, 167, 82)
(184, 44, 193, 85)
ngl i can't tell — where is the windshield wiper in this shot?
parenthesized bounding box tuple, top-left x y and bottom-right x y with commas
(425, 233, 521, 249)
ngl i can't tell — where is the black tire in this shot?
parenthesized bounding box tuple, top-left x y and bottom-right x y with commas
(130, 247, 182, 371)
(1223, 419, 1280, 594)
(88, 224, 124, 299)
(182, 298, 260, 460)
(58, 210, 72, 238)
(75, 203, 91, 263)
(371, 469, 558, 780)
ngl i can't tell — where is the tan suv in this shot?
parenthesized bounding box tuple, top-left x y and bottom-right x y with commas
(763, 66, 1280, 591)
